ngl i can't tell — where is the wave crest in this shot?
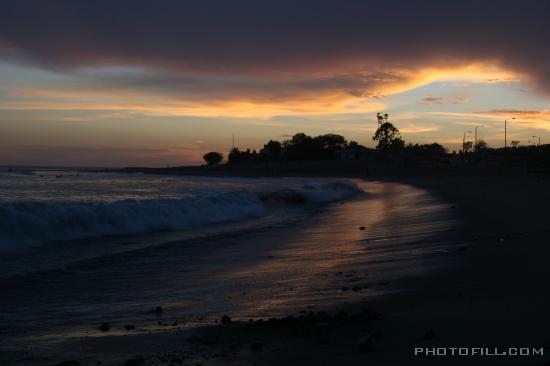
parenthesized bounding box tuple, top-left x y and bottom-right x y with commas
(0, 179, 362, 250)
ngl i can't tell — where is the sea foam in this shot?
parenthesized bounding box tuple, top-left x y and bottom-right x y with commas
(0, 179, 362, 251)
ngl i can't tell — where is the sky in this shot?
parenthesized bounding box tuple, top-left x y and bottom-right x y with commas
(1, 0, 550, 167)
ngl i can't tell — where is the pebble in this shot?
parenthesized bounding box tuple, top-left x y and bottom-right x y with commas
(221, 315, 232, 324)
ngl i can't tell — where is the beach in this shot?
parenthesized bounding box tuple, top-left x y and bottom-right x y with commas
(4, 2, 550, 365)
(1, 175, 550, 365)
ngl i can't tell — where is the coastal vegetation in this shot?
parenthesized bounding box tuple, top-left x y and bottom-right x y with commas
(196, 113, 550, 176)
(202, 152, 224, 166)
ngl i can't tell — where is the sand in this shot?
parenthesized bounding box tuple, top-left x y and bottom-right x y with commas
(1, 176, 550, 365)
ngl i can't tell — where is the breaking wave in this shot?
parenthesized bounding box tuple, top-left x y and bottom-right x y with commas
(0, 180, 362, 251)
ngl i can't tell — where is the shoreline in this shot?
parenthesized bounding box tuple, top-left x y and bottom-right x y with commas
(1, 180, 460, 365)
(2, 174, 550, 365)
(165, 173, 550, 366)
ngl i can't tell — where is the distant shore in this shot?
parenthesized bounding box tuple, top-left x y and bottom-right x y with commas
(120, 157, 550, 179)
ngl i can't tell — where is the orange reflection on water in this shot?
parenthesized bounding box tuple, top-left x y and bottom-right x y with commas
(224, 181, 458, 319)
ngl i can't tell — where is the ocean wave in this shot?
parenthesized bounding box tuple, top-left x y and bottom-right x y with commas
(259, 180, 363, 204)
(0, 179, 362, 251)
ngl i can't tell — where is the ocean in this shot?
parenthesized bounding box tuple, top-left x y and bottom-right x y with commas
(0, 169, 362, 274)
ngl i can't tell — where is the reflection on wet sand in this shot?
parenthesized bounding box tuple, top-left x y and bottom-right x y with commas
(225, 181, 460, 319)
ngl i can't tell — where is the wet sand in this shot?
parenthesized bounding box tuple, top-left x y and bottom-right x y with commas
(1, 177, 550, 365)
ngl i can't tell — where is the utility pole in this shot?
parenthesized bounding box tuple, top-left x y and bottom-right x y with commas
(505, 117, 516, 148)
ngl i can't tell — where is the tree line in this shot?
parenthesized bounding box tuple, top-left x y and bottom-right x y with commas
(203, 133, 369, 165)
(202, 114, 448, 165)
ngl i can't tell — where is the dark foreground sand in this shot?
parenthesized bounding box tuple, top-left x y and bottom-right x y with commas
(1, 176, 550, 366)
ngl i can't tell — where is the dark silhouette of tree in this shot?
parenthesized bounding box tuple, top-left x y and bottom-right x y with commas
(463, 141, 473, 153)
(281, 133, 315, 160)
(287, 132, 313, 147)
(282, 133, 347, 160)
(347, 141, 367, 150)
(377, 112, 388, 126)
(203, 152, 223, 166)
(373, 114, 404, 150)
(260, 140, 282, 161)
(313, 134, 347, 156)
(405, 143, 447, 161)
(228, 147, 258, 163)
(475, 139, 489, 151)
(228, 147, 242, 163)
(511, 140, 520, 148)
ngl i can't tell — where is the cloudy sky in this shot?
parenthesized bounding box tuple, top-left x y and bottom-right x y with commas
(1, 0, 550, 166)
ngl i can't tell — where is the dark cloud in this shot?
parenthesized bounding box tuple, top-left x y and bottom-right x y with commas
(475, 109, 544, 115)
(418, 97, 445, 105)
(474, 109, 550, 124)
(419, 96, 466, 105)
(1, 0, 550, 95)
(71, 70, 406, 102)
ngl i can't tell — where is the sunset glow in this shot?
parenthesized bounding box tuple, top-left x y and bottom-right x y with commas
(1, 1, 550, 166)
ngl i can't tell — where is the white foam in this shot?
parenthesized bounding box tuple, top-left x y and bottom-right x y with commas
(0, 191, 265, 251)
(0, 179, 363, 251)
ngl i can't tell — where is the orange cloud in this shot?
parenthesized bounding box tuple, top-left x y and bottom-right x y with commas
(0, 63, 521, 119)
(474, 109, 550, 131)
(399, 124, 440, 133)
